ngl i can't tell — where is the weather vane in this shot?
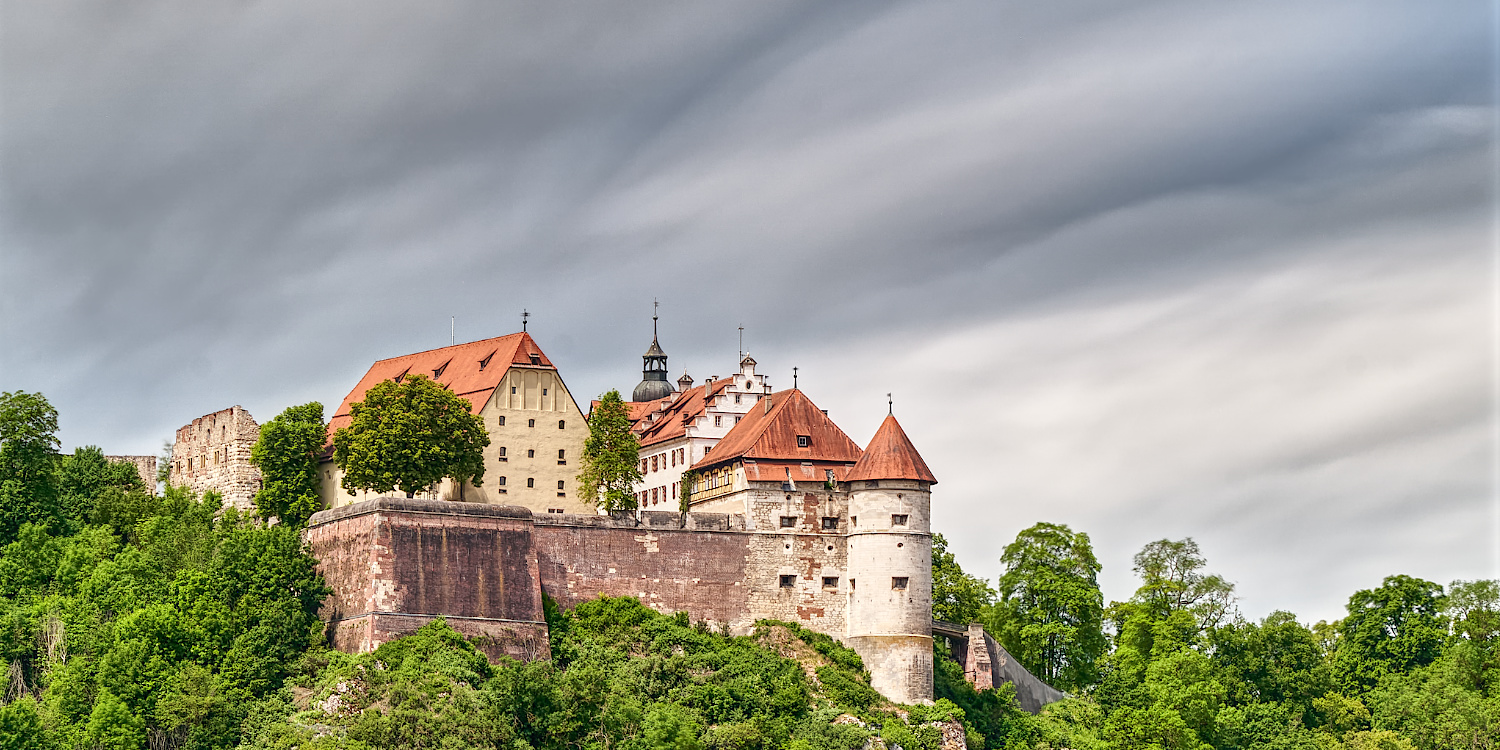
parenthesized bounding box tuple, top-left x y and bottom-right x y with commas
(522, 309, 529, 332)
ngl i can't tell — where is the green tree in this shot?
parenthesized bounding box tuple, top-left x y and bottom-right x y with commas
(577, 390, 641, 512)
(990, 522, 1106, 692)
(84, 690, 145, 750)
(1131, 537, 1236, 631)
(0, 697, 56, 750)
(930, 533, 995, 625)
(56, 446, 146, 527)
(1445, 578, 1499, 645)
(1208, 611, 1333, 725)
(249, 402, 327, 527)
(1333, 575, 1448, 694)
(0, 390, 62, 544)
(332, 374, 489, 498)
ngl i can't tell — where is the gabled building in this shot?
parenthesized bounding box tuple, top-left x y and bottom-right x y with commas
(320, 332, 594, 514)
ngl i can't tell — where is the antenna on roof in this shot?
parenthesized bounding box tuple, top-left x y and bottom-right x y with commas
(522, 309, 529, 333)
(738, 326, 744, 359)
(888, 393, 893, 414)
(451, 316, 455, 345)
(793, 367, 798, 390)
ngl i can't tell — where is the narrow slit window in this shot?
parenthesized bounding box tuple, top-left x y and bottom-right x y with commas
(528, 419, 536, 428)
(558, 420, 565, 429)
(527, 449, 535, 458)
(527, 478, 535, 488)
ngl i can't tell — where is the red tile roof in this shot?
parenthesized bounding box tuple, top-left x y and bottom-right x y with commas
(635, 378, 735, 448)
(327, 333, 551, 442)
(692, 389, 863, 471)
(846, 414, 937, 484)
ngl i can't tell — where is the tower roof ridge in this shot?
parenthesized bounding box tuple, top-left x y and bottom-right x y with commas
(846, 414, 937, 484)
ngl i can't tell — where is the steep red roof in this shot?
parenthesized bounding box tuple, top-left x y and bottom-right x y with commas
(635, 379, 735, 447)
(845, 414, 937, 484)
(693, 389, 862, 470)
(327, 333, 551, 441)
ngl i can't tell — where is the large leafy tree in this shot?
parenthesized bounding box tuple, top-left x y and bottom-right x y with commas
(1208, 610, 1333, 724)
(931, 532, 995, 625)
(1131, 537, 1236, 631)
(55, 446, 146, 528)
(0, 390, 62, 543)
(332, 374, 489, 498)
(249, 402, 327, 527)
(577, 389, 641, 512)
(1332, 574, 1447, 693)
(990, 522, 1106, 692)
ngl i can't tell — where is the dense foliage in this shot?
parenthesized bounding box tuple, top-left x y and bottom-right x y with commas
(577, 389, 642, 512)
(987, 523, 1106, 693)
(248, 402, 327, 528)
(332, 374, 490, 498)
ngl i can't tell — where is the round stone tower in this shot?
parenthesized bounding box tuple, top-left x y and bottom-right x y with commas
(844, 413, 937, 704)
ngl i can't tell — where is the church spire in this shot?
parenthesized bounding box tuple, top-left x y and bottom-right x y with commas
(633, 300, 673, 402)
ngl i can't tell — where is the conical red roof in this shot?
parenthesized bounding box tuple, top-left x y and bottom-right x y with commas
(846, 414, 937, 484)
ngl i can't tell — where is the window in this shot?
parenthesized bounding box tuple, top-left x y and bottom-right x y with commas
(714, 416, 722, 427)
(542, 388, 548, 396)
(703, 446, 711, 455)
(850, 579, 857, 590)
(891, 514, 909, 526)
(527, 478, 535, 488)
(479, 353, 493, 370)
(557, 480, 565, 490)
(850, 516, 857, 527)
(557, 492, 566, 498)
(734, 416, 741, 424)
(558, 449, 566, 465)
(528, 419, 535, 428)
(498, 416, 506, 426)
(511, 386, 517, 394)
(641, 459, 648, 473)
(652, 488, 659, 503)
(498, 476, 507, 485)
(779, 516, 797, 528)
(527, 449, 535, 458)
(529, 353, 541, 365)
(821, 517, 838, 530)
(558, 420, 565, 429)
(796, 435, 810, 448)
(433, 362, 447, 378)
(499, 447, 508, 461)
(734, 394, 741, 404)
(822, 577, 839, 589)
(548, 508, 564, 514)
(779, 575, 797, 588)
(892, 577, 909, 590)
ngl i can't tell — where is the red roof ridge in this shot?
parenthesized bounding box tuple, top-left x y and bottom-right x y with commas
(846, 414, 937, 484)
(692, 388, 863, 470)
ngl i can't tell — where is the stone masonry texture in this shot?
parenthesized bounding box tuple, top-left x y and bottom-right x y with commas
(170, 406, 261, 512)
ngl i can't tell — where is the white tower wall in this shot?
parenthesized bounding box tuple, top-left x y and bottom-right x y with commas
(844, 479, 933, 704)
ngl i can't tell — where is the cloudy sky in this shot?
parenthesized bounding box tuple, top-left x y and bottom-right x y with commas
(1, 1, 1493, 623)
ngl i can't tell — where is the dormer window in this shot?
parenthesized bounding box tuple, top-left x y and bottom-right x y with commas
(479, 352, 494, 370)
(395, 367, 410, 383)
(529, 353, 541, 365)
(796, 435, 810, 448)
(432, 360, 449, 379)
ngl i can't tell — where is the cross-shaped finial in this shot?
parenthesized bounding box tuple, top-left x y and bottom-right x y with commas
(522, 309, 529, 332)
(888, 393, 893, 414)
(793, 367, 798, 389)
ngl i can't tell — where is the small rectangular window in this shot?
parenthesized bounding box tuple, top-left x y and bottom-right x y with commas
(527, 419, 535, 428)
(498, 416, 506, 426)
(714, 415, 722, 427)
(779, 575, 797, 588)
(527, 478, 535, 488)
(822, 576, 839, 589)
(850, 516, 857, 527)
(797, 435, 810, 448)
(542, 388, 548, 396)
(850, 579, 856, 590)
(498, 476, 507, 485)
(892, 514, 909, 526)
(558, 420, 565, 429)
(821, 517, 838, 530)
(892, 577, 909, 591)
(557, 480, 565, 490)
(527, 449, 535, 458)
(734, 394, 741, 404)
(499, 447, 508, 460)
(548, 508, 564, 514)
(557, 492, 566, 498)
(511, 386, 517, 394)
(558, 449, 566, 465)
(780, 516, 797, 528)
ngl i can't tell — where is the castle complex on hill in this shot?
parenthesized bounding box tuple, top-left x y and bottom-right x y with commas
(164, 323, 1063, 709)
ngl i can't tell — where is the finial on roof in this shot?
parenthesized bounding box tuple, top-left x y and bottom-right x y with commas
(888, 393, 893, 414)
(522, 309, 529, 332)
(793, 367, 798, 390)
(653, 298, 659, 339)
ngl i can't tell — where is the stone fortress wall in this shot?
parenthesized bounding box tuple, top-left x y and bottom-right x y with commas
(169, 406, 261, 512)
(105, 455, 158, 494)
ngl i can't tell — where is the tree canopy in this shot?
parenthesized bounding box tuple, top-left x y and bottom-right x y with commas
(0, 390, 62, 543)
(1332, 575, 1448, 694)
(249, 401, 327, 527)
(577, 389, 641, 512)
(931, 532, 995, 626)
(332, 374, 489, 498)
(990, 522, 1106, 692)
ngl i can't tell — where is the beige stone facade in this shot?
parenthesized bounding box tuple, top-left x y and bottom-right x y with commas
(319, 333, 593, 515)
(169, 406, 261, 512)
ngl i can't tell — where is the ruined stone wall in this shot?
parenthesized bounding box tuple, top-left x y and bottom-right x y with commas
(169, 406, 261, 512)
(105, 455, 158, 495)
(304, 498, 550, 662)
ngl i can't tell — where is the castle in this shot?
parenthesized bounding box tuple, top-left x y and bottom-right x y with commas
(170, 325, 1062, 708)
